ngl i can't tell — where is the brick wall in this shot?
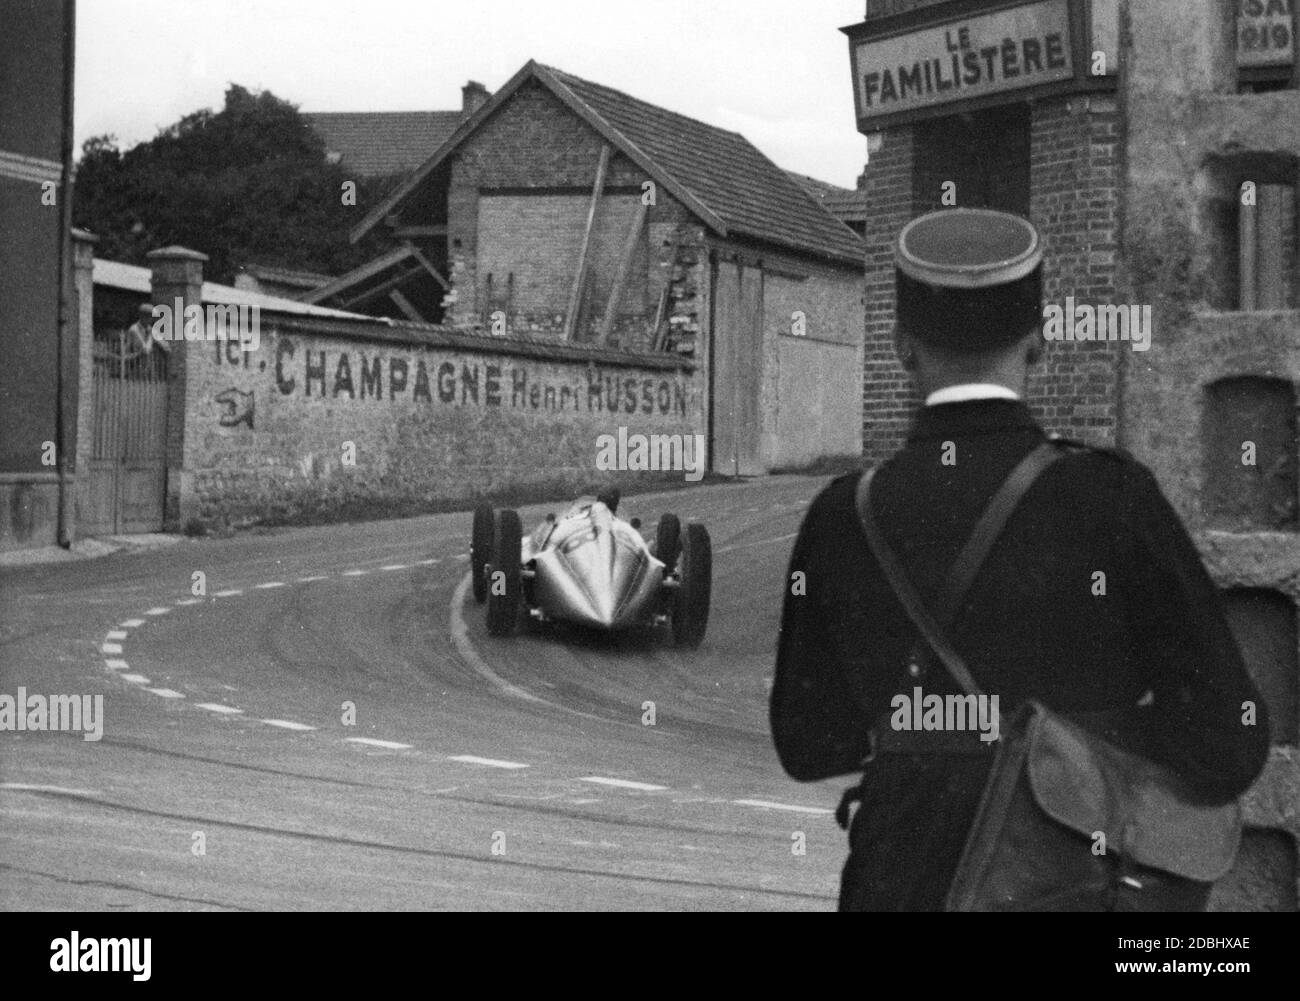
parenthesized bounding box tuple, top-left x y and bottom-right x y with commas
(861, 125, 917, 463)
(1028, 95, 1121, 446)
(177, 316, 703, 528)
(859, 93, 1122, 464)
(443, 79, 698, 352)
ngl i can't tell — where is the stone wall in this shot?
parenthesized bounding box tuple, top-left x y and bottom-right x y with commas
(176, 316, 702, 529)
(1121, 0, 1300, 911)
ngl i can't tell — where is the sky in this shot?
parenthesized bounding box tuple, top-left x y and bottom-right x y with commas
(74, 0, 870, 189)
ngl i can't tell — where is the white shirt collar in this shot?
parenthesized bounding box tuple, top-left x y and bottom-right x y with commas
(925, 383, 1021, 407)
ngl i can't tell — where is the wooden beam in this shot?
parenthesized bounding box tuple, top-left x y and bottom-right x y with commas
(393, 225, 448, 238)
(335, 263, 426, 310)
(598, 200, 648, 346)
(563, 144, 611, 341)
(301, 245, 415, 304)
(388, 290, 425, 322)
(403, 241, 451, 292)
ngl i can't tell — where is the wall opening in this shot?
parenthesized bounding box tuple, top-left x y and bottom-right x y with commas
(1199, 153, 1299, 310)
(1209, 828, 1298, 912)
(1203, 376, 1298, 530)
(1222, 587, 1299, 746)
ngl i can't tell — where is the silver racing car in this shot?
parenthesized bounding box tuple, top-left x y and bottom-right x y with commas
(470, 488, 711, 647)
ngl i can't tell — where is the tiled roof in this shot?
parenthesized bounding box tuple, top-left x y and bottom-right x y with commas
(353, 62, 866, 266)
(541, 66, 865, 264)
(305, 111, 464, 177)
(786, 170, 869, 223)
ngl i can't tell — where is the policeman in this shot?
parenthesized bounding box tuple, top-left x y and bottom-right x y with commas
(770, 208, 1269, 911)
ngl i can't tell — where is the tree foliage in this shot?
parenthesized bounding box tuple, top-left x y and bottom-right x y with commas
(73, 85, 399, 284)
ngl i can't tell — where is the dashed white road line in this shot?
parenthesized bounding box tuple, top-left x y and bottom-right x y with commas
(416, 559, 438, 565)
(341, 569, 369, 577)
(213, 589, 243, 598)
(0, 783, 96, 797)
(145, 607, 171, 616)
(175, 598, 202, 606)
(147, 688, 184, 699)
(579, 776, 668, 792)
(449, 755, 529, 769)
(120, 619, 146, 628)
(106, 630, 129, 640)
(379, 564, 409, 571)
(120, 673, 150, 684)
(345, 737, 412, 750)
(296, 575, 329, 583)
(254, 581, 286, 590)
(715, 532, 798, 555)
(101, 643, 122, 655)
(732, 799, 833, 816)
(262, 719, 316, 731)
(194, 702, 243, 715)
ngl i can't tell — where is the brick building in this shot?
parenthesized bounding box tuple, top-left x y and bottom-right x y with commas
(346, 60, 868, 475)
(843, 0, 1299, 909)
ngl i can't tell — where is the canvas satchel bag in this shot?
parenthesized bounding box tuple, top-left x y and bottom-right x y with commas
(855, 440, 1243, 912)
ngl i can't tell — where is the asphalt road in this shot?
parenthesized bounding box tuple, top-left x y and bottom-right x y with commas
(0, 475, 850, 911)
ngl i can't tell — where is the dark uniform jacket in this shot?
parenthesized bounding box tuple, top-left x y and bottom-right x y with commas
(771, 399, 1270, 911)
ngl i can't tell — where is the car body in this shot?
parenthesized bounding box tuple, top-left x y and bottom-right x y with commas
(470, 492, 711, 646)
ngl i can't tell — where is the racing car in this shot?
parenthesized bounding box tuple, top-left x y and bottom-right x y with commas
(469, 487, 711, 647)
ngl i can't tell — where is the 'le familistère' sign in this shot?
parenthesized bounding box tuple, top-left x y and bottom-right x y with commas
(852, 0, 1073, 122)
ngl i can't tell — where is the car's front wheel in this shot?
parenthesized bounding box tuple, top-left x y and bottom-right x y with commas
(671, 522, 711, 648)
(486, 508, 523, 637)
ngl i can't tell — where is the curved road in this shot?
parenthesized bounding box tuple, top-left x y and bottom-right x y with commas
(0, 476, 848, 910)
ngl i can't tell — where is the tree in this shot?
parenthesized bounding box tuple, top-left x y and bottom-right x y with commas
(73, 85, 397, 284)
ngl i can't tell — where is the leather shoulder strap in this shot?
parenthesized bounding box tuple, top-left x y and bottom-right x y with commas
(856, 441, 1065, 697)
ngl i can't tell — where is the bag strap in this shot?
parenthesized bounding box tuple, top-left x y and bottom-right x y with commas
(855, 440, 1065, 698)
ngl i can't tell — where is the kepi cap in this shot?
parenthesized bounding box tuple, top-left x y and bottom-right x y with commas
(894, 208, 1044, 353)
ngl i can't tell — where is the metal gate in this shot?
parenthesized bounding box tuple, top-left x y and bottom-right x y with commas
(84, 331, 169, 534)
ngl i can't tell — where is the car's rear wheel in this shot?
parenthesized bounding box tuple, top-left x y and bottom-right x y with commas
(486, 508, 523, 637)
(471, 502, 494, 604)
(671, 522, 711, 648)
(654, 513, 681, 574)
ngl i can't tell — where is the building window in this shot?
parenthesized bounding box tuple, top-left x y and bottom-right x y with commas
(1201, 153, 1298, 310)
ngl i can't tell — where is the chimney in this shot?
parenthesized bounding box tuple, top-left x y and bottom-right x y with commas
(462, 80, 490, 116)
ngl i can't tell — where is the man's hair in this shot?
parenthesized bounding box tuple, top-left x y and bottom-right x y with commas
(895, 265, 1042, 355)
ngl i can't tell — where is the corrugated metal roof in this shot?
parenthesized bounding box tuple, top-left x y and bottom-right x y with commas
(92, 258, 385, 321)
(305, 111, 464, 177)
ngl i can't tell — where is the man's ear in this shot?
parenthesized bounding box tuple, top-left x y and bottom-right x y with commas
(895, 324, 918, 371)
(1024, 328, 1043, 366)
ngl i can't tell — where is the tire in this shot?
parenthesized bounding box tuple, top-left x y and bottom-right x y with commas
(471, 502, 494, 604)
(485, 508, 523, 637)
(654, 513, 681, 574)
(671, 522, 711, 648)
